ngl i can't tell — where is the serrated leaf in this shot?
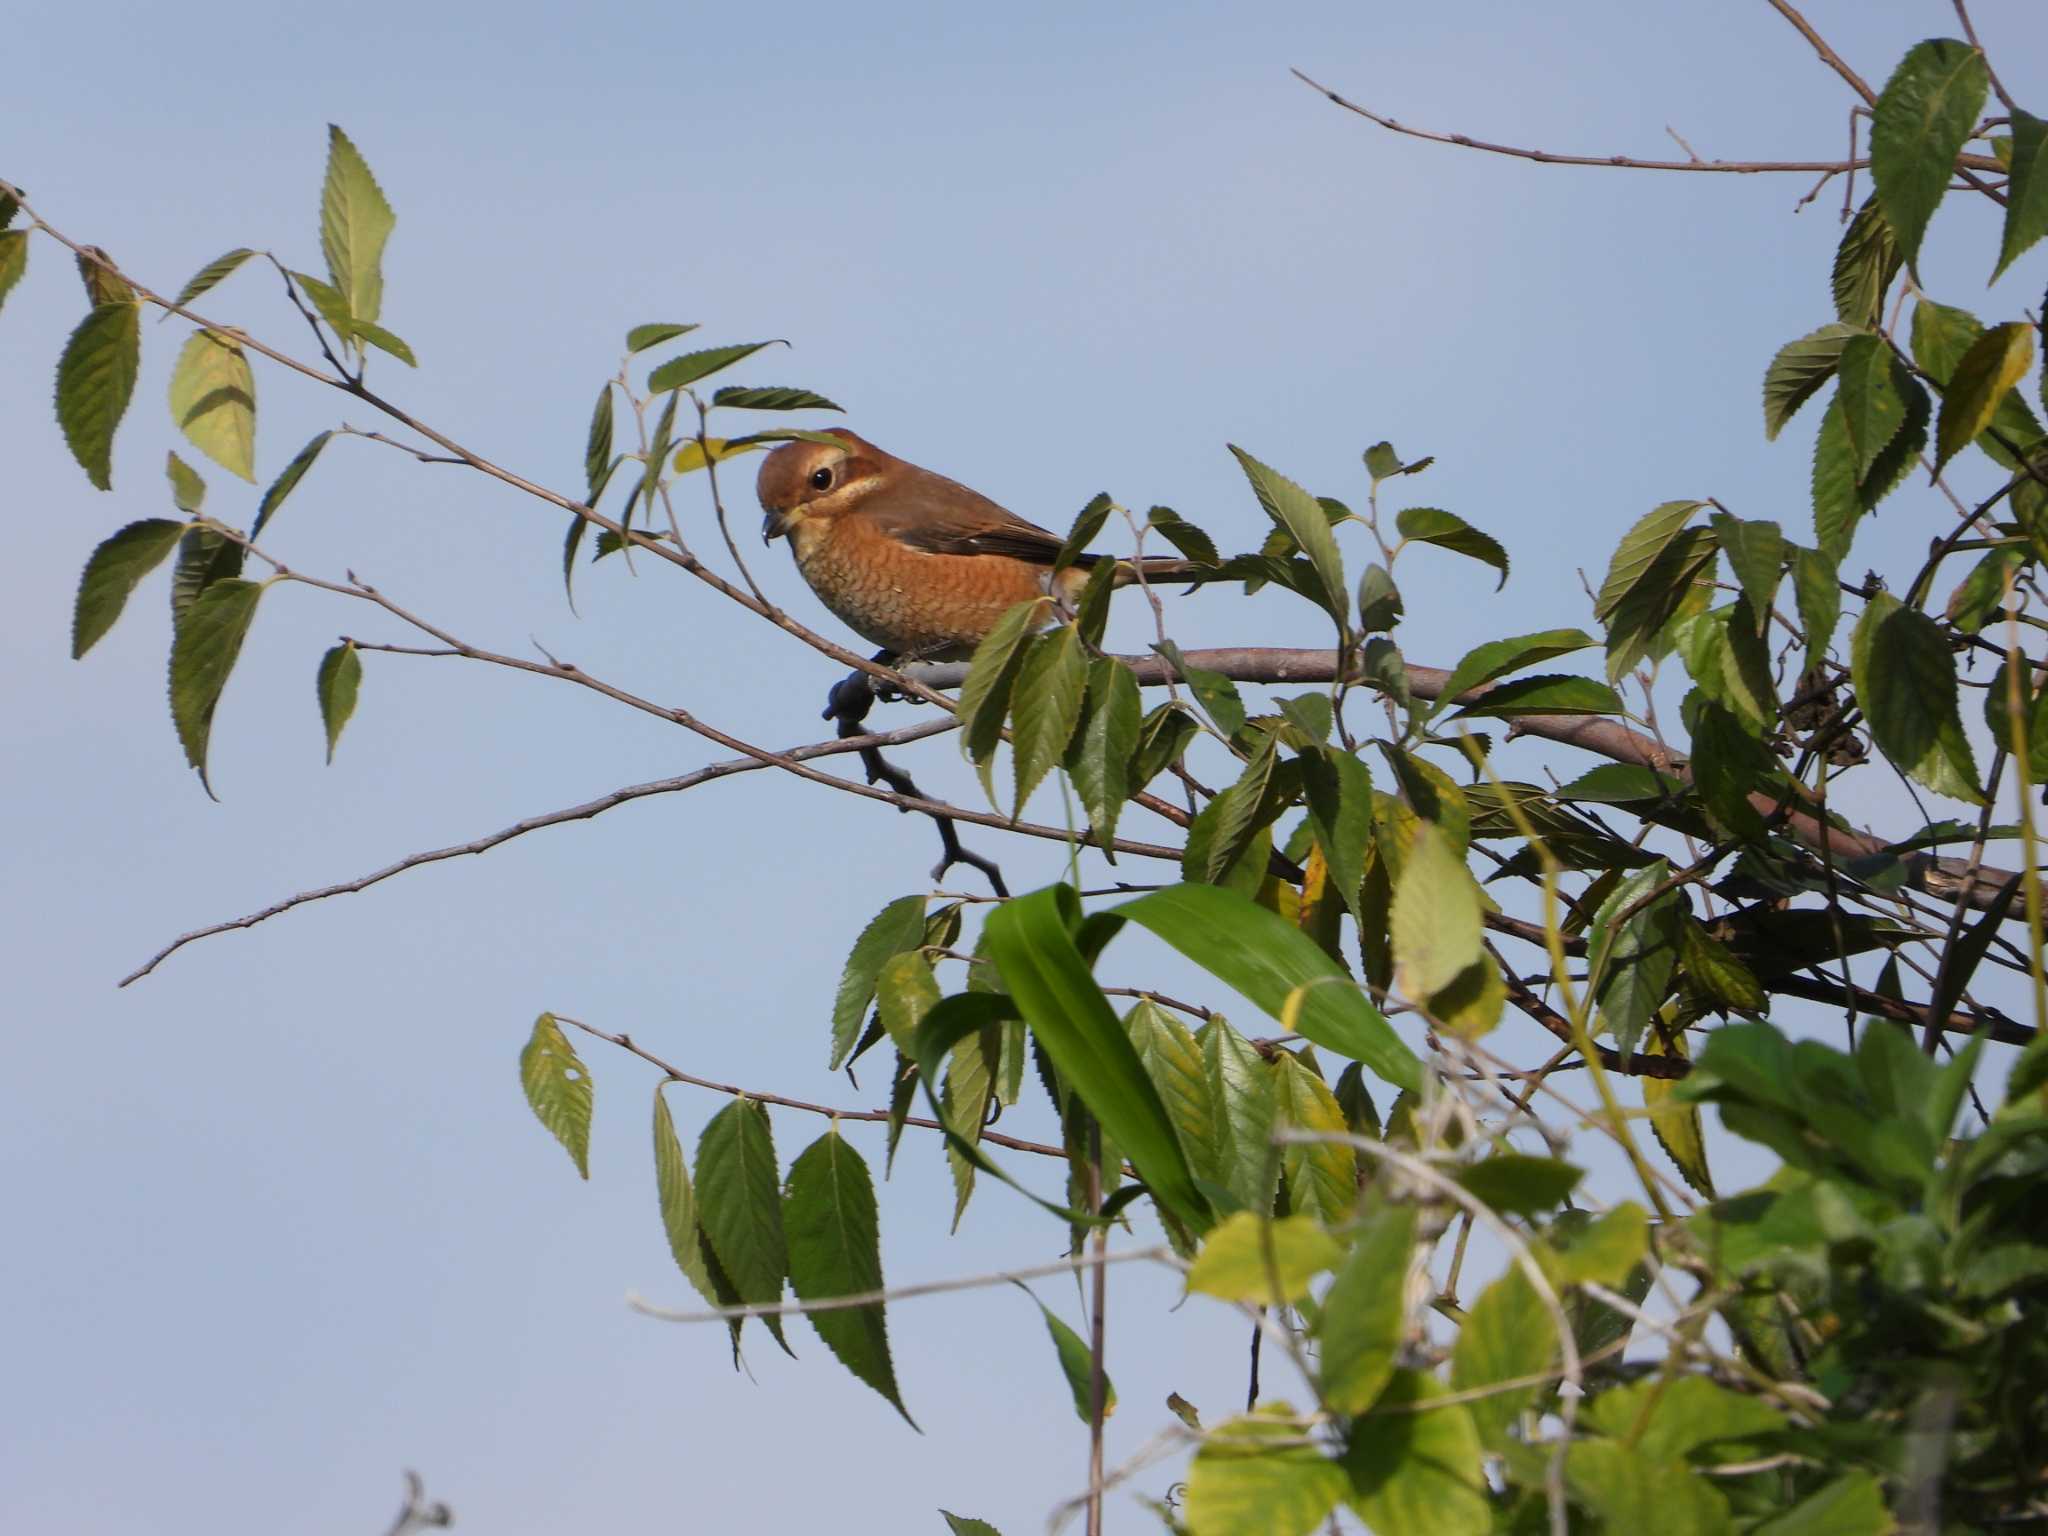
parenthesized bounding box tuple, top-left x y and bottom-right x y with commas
(1792, 546, 1841, 673)
(170, 528, 243, 625)
(1186, 1211, 1342, 1304)
(648, 340, 785, 393)
(1936, 322, 2036, 474)
(1184, 1406, 1348, 1536)
(56, 302, 141, 490)
(710, 384, 842, 412)
(1994, 109, 2048, 282)
(1052, 492, 1113, 574)
(167, 329, 256, 482)
(1184, 739, 1284, 889)
(1832, 198, 1900, 326)
(1391, 823, 1482, 999)
(1016, 1285, 1114, 1425)
(1870, 39, 1988, 276)
(1810, 385, 1927, 562)
(785, 1130, 912, 1424)
(1432, 628, 1597, 717)
(1948, 546, 2023, 633)
(1911, 298, 2044, 469)
(1986, 657, 2048, 782)
(1356, 563, 1402, 632)
(1342, 1371, 1490, 1536)
(1450, 1269, 1555, 1450)
(1274, 1053, 1355, 1225)
(170, 247, 255, 309)
(288, 268, 354, 335)
(1154, 640, 1247, 740)
(320, 125, 395, 327)
(1394, 506, 1507, 589)
(1010, 626, 1088, 813)
(1762, 322, 1861, 440)
(164, 450, 205, 513)
(354, 320, 415, 367)
(1317, 1202, 1415, 1413)
(1364, 440, 1432, 482)
(1451, 672, 1624, 719)
(1644, 1024, 1713, 1196)
(316, 642, 361, 763)
(1686, 698, 1769, 841)
(1675, 603, 1775, 733)
(0, 229, 27, 317)
(626, 322, 697, 353)
(957, 598, 1046, 791)
(1711, 515, 1784, 631)
(1202, 1017, 1279, 1214)
(519, 1013, 592, 1179)
(168, 577, 263, 794)
(1147, 505, 1220, 565)
(1456, 1154, 1583, 1215)
(583, 383, 614, 502)
(76, 247, 133, 306)
(1230, 446, 1347, 626)
(939, 1515, 1004, 1536)
(941, 1011, 999, 1230)
(1593, 500, 1712, 677)
(1067, 657, 1141, 852)
(830, 895, 929, 1070)
(652, 1084, 718, 1307)
(1300, 746, 1372, 926)
(1125, 1001, 1220, 1184)
(1852, 590, 1983, 803)
(697, 1099, 791, 1355)
(1587, 859, 1684, 1058)
(1835, 333, 1910, 484)
(250, 431, 332, 542)
(72, 519, 185, 659)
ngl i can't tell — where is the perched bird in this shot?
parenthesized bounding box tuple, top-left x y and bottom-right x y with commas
(757, 428, 1213, 661)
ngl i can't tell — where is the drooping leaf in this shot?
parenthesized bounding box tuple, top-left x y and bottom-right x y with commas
(941, 1010, 1000, 1230)
(316, 642, 361, 763)
(1015, 1284, 1114, 1425)
(167, 329, 256, 482)
(584, 383, 614, 501)
(1185, 1211, 1343, 1304)
(1852, 590, 1983, 804)
(830, 895, 929, 1070)
(1066, 657, 1141, 852)
(170, 247, 256, 309)
(1644, 1024, 1713, 1196)
(1183, 1405, 1348, 1536)
(784, 1129, 912, 1423)
(170, 528, 244, 625)
(1935, 322, 2036, 475)
(1356, 563, 1402, 632)
(1711, 515, 1784, 631)
(1870, 38, 1989, 276)
(56, 302, 142, 490)
(1183, 737, 1286, 890)
(251, 431, 332, 541)
(647, 340, 786, 393)
(1009, 625, 1088, 814)
(1831, 198, 1900, 326)
(1985, 658, 2048, 783)
(696, 1099, 792, 1355)
(1450, 1268, 1556, 1450)
(1390, 823, 1482, 1000)
(1675, 603, 1776, 734)
(519, 1012, 593, 1178)
(1593, 502, 1714, 680)
(168, 446, 209, 511)
(1201, 1017, 1279, 1213)
(1300, 746, 1372, 924)
(319, 125, 396, 327)
(0, 229, 27, 317)
(957, 598, 1046, 791)
(1792, 545, 1841, 673)
(72, 519, 185, 659)
(1342, 1371, 1490, 1536)
(1994, 109, 2048, 282)
(1810, 385, 1927, 562)
(1230, 446, 1347, 625)
(626, 322, 697, 353)
(652, 1085, 718, 1308)
(1393, 506, 1507, 589)
(75, 247, 133, 306)
(168, 577, 263, 795)
(1761, 322, 1860, 440)
(1911, 298, 2045, 469)
(1317, 1202, 1415, 1413)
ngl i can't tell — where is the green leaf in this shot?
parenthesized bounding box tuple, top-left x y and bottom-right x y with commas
(168, 577, 263, 795)
(1183, 738, 1286, 890)
(1342, 1371, 1490, 1536)
(169, 446, 209, 511)
(76, 247, 133, 306)
(1565, 1440, 1733, 1534)
(1831, 198, 1900, 327)
(1986, 657, 2048, 781)
(1130, 701, 1200, 791)
(1646, 1029, 1713, 1195)
(1543, 1203, 1650, 1288)
(1432, 628, 1597, 716)
(1154, 640, 1248, 739)
(1676, 603, 1776, 733)
(652, 1084, 718, 1307)
(1052, 491, 1113, 573)
(941, 1008, 1000, 1230)
(876, 950, 942, 1059)
(830, 895, 929, 1070)
(353, 320, 415, 367)
(170, 247, 255, 309)
(785, 1129, 912, 1424)
(1394, 506, 1507, 589)
(1317, 1202, 1416, 1413)
(1936, 321, 2036, 474)
(1184, 1406, 1348, 1536)
(72, 519, 184, 659)
(1126, 1001, 1220, 1184)
(1761, 322, 1860, 440)
(1146, 505, 1222, 566)
(1583, 1375, 1785, 1463)
(1066, 658, 1141, 852)
(1711, 515, 1784, 631)
(1837, 333, 1917, 486)
(170, 528, 243, 626)
(168, 329, 256, 483)
(1274, 1053, 1355, 1225)
(1450, 1269, 1555, 1450)
(1852, 590, 1983, 804)
(1456, 1154, 1583, 1215)
(1870, 38, 1989, 276)
(1948, 545, 2023, 633)
(244, 432, 327, 542)
(697, 1099, 792, 1355)
(582, 384, 614, 504)
(957, 598, 1046, 791)
(1300, 746, 1372, 924)
(519, 1012, 592, 1179)
(1202, 1017, 1279, 1213)
(56, 302, 141, 490)
(1994, 109, 2048, 281)
(1792, 546, 1841, 673)
(626, 322, 697, 352)
(1594, 502, 1715, 680)
(1364, 440, 1433, 482)
(1116, 884, 1422, 1092)
(939, 1515, 1004, 1536)
(1391, 823, 1482, 999)
(1587, 859, 1685, 1057)
(1015, 1284, 1113, 1424)
(647, 340, 785, 393)
(1911, 298, 2045, 469)
(1451, 673, 1624, 719)
(710, 384, 842, 412)
(1750, 1473, 1890, 1536)
(1186, 1212, 1342, 1304)
(983, 887, 1212, 1236)
(1810, 384, 1928, 563)
(316, 642, 361, 764)
(1230, 446, 1347, 625)
(287, 269, 352, 336)
(319, 126, 395, 327)
(0, 229, 27, 317)
(1009, 626, 1088, 814)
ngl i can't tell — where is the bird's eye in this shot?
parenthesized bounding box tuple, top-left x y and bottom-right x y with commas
(809, 466, 834, 491)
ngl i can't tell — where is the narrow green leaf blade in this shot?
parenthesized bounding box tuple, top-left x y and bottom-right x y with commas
(0, 229, 27, 317)
(1067, 657, 1141, 852)
(648, 340, 786, 393)
(1010, 626, 1088, 814)
(1016, 1285, 1113, 1424)
(251, 431, 332, 541)
(168, 577, 263, 795)
(653, 1084, 718, 1305)
(1935, 321, 2036, 474)
(1230, 446, 1347, 624)
(830, 895, 929, 1070)
(626, 322, 697, 353)
(1432, 628, 1598, 716)
(316, 641, 361, 763)
(171, 247, 256, 309)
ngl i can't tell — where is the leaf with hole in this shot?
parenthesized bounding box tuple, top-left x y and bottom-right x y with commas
(519, 1013, 592, 1179)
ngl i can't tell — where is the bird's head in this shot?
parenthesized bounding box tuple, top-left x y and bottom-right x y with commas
(757, 429, 890, 545)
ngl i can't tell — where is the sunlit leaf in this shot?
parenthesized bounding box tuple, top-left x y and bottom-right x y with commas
(1342, 1371, 1490, 1536)
(519, 1012, 592, 1178)
(252, 431, 332, 540)
(1185, 1211, 1342, 1304)
(1184, 1406, 1347, 1536)
(1394, 506, 1507, 589)
(170, 247, 255, 309)
(56, 302, 141, 489)
(696, 1098, 792, 1355)
(1870, 38, 1989, 275)
(1852, 590, 1983, 804)
(1935, 322, 2036, 474)
(319, 125, 396, 326)
(830, 895, 929, 1070)
(168, 329, 256, 482)
(1762, 322, 1860, 440)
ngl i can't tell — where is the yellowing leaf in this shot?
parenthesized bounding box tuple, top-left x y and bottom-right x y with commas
(1186, 1212, 1343, 1305)
(168, 329, 256, 482)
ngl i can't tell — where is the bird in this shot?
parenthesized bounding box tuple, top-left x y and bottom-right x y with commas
(757, 428, 1215, 662)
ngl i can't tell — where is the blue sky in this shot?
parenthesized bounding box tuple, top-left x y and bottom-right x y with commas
(7, 3, 2046, 1532)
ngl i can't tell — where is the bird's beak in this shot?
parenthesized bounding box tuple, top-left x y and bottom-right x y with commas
(762, 506, 789, 544)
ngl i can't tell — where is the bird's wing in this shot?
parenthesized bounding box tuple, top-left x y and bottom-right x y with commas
(860, 470, 1069, 564)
